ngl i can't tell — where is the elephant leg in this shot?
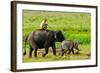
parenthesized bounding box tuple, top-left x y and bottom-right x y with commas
(34, 48, 38, 58)
(61, 49, 65, 56)
(68, 46, 73, 54)
(29, 46, 33, 58)
(42, 48, 49, 57)
(52, 44, 56, 56)
(52, 48, 56, 56)
(62, 50, 68, 56)
(68, 49, 71, 54)
(71, 48, 74, 54)
(64, 50, 68, 55)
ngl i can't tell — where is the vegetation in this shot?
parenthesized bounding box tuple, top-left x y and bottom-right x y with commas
(22, 10, 91, 62)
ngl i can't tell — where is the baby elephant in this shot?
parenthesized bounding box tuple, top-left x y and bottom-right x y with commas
(61, 40, 80, 56)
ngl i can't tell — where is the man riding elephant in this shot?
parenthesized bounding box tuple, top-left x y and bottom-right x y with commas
(24, 19, 65, 58)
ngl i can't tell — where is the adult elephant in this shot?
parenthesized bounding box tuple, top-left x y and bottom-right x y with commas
(24, 29, 65, 58)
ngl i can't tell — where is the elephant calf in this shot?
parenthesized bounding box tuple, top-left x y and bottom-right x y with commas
(61, 40, 80, 56)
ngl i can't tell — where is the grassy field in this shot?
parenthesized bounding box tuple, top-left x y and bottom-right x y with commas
(22, 10, 91, 62)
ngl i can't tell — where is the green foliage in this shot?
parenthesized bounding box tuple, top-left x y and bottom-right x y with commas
(22, 10, 91, 62)
(23, 10, 91, 44)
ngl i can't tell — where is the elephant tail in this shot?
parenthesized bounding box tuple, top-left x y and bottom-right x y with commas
(23, 35, 28, 55)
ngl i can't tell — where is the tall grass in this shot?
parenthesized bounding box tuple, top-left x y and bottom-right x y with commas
(23, 10, 91, 45)
(22, 10, 91, 62)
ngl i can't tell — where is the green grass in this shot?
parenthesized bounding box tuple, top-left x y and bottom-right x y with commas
(23, 44, 90, 62)
(22, 10, 91, 62)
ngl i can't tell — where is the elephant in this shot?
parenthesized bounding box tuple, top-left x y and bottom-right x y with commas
(61, 40, 80, 56)
(24, 29, 65, 58)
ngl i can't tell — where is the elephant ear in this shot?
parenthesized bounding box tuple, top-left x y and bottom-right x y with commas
(55, 30, 62, 38)
(55, 30, 65, 42)
(56, 30, 62, 34)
